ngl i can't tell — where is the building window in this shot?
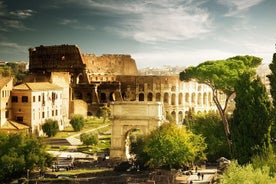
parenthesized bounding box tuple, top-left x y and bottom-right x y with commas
(17, 116, 23, 122)
(5, 110, 9, 118)
(33, 96, 36, 102)
(22, 96, 28, 103)
(52, 110, 54, 116)
(38, 95, 41, 102)
(12, 96, 18, 102)
(42, 112, 45, 118)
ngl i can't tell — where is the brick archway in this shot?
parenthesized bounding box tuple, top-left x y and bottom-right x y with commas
(109, 102, 164, 160)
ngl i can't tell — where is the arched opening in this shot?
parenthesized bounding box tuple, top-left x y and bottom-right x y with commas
(77, 73, 84, 84)
(86, 92, 92, 103)
(156, 93, 161, 102)
(164, 92, 169, 104)
(139, 93, 144, 101)
(171, 93, 176, 105)
(109, 92, 116, 101)
(185, 93, 189, 103)
(171, 111, 176, 122)
(147, 92, 153, 101)
(197, 93, 202, 105)
(125, 128, 144, 160)
(178, 111, 183, 123)
(179, 93, 183, 105)
(100, 93, 107, 103)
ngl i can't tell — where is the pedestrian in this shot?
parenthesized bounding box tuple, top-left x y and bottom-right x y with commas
(195, 165, 198, 173)
(197, 172, 200, 180)
(201, 173, 204, 180)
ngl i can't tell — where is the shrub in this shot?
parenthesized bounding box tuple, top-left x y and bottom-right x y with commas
(70, 114, 84, 131)
(42, 119, 59, 137)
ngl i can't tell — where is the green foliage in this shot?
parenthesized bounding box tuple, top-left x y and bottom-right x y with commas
(268, 53, 276, 141)
(137, 123, 206, 169)
(190, 112, 229, 161)
(252, 152, 276, 177)
(42, 119, 59, 137)
(221, 161, 276, 184)
(80, 132, 98, 147)
(179, 55, 262, 150)
(70, 114, 85, 131)
(165, 113, 175, 123)
(96, 105, 111, 123)
(231, 73, 273, 164)
(0, 132, 53, 181)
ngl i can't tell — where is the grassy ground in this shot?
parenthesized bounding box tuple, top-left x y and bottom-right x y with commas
(49, 116, 111, 153)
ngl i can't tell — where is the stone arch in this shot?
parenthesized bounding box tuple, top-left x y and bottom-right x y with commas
(203, 92, 207, 105)
(109, 92, 116, 101)
(191, 93, 196, 104)
(178, 111, 183, 123)
(110, 102, 163, 160)
(171, 93, 176, 105)
(164, 92, 169, 104)
(77, 73, 84, 84)
(86, 92, 92, 103)
(139, 93, 144, 101)
(100, 92, 107, 103)
(147, 92, 153, 101)
(171, 111, 176, 122)
(178, 93, 183, 105)
(124, 128, 144, 159)
(185, 93, 189, 103)
(197, 93, 202, 105)
(156, 92, 161, 102)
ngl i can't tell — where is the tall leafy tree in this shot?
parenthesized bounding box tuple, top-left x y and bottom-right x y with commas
(141, 123, 206, 169)
(0, 133, 53, 182)
(190, 112, 229, 161)
(179, 55, 262, 150)
(231, 72, 272, 164)
(268, 53, 276, 139)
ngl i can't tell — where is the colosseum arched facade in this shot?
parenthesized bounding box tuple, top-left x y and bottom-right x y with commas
(26, 44, 224, 124)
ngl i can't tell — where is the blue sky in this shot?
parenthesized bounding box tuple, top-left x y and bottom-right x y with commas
(0, 0, 275, 68)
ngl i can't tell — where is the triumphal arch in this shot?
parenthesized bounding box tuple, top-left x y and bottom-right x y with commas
(109, 101, 164, 160)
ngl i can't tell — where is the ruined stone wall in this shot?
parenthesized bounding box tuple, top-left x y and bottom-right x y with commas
(29, 45, 85, 72)
(83, 54, 138, 75)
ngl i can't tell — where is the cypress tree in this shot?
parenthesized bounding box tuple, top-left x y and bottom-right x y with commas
(231, 73, 272, 164)
(268, 53, 276, 139)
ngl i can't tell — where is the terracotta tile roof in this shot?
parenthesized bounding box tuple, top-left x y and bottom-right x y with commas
(14, 82, 63, 91)
(0, 77, 12, 89)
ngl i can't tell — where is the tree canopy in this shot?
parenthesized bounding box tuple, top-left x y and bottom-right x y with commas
(231, 72, 272, 164)
(179, 55, 262, 150)
(139, 123, 206, 169)
(42, 119, 59, 137)
(190, 112, 229, 161)
(0, 133, 53, 181)
(268, 53, 276, 140)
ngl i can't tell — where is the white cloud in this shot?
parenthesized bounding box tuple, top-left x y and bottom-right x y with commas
(0, 41, 29, 52)
(59, 0, 213, 43)
(10, 9, 36, 19)
(60, 19, 96, 31)
(217, 0, 264, 16)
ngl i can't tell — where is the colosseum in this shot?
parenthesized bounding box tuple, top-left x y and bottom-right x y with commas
(26, 44, 221, 124)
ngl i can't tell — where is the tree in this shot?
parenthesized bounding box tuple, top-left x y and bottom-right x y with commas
(80, 132, 98, 147)
(96, 105, 111, 123)
(138, 123, 206, 169)
(179, 55, 262, 150)
(70, 114, 85, 131)
(221, 161, 275, 184)
(42, 119, 59, 137)
(190, 112, 229, 161)
(0, 132, 53, 182)
(268, 53, 276, 140)
(231, 73, 272, 164)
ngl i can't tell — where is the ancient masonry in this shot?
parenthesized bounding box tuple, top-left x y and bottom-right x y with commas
(26, 44, 222, 125)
